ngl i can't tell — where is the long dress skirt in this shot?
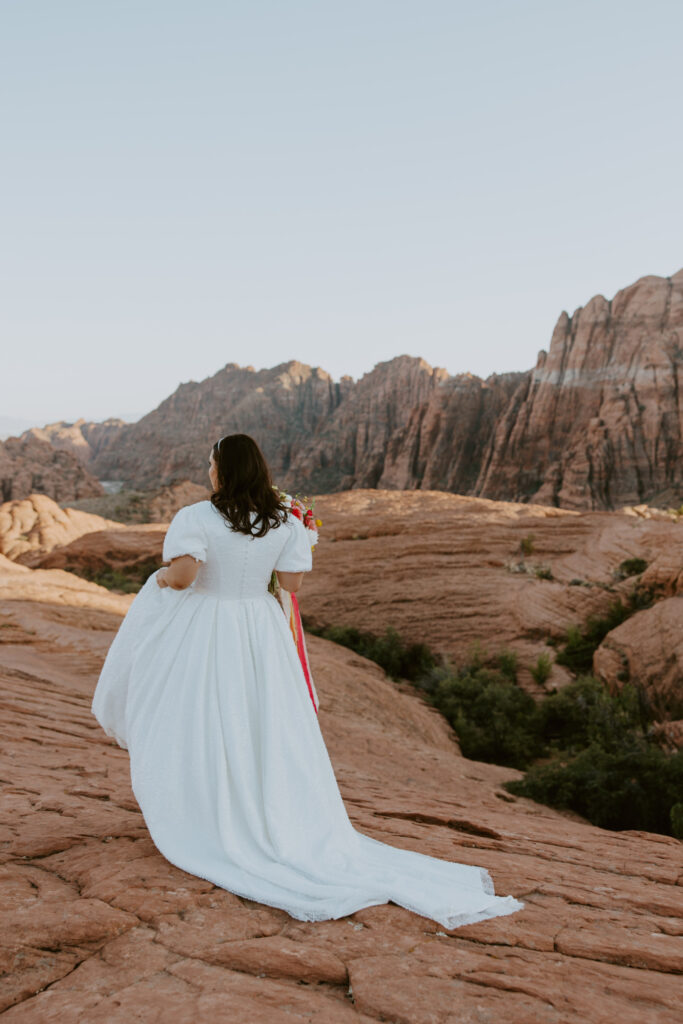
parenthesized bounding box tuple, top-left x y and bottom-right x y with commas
(92, 572, 524, 930)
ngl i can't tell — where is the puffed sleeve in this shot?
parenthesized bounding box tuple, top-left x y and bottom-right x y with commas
(274, 514, 313, 572)
(162, 504, 208, 563)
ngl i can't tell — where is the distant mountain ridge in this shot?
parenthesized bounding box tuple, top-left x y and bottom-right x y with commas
(11, 266, 683, 510)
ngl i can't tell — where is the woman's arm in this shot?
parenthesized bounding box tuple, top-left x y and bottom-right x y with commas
(157, 555, 201, 590)
(276, 570, 304, 594)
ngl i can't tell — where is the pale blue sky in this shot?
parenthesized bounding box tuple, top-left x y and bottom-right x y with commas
(1, 0, 682, 426)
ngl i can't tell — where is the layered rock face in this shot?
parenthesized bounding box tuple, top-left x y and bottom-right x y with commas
(0, 435, 104, 504)
(88, 361, 349, 491)
(16, 267, 683, 509)
(287, 357, 454, 491)
(72, 356, 526, 497)
(378, 371, 526, 493)
(476, 270, 683, 508)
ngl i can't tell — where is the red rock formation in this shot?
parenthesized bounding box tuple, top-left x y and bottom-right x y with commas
(19, 489, 682, 710)
(476, 270, 683, 509)
(0, 494, 123, 562)
(17, 268, 683, 510)
(287, 357, 455, 491)
(0, 435, 104, 504)
(593, 528, 683, 723)
(379, 371, 526, 493)
(298, 490, 683, 703)
(593, 598, 683, 721)
(88, 361, 348, 491)
(30, 524, 166, 576)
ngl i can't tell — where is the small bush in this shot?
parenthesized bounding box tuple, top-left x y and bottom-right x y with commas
(555, 600, 630, 675)
(496, 649, 518, 682)
(531, 653, 553, 685)
(520, 534, 535, 557)
(533, 565, 554, 580)
(305, 623, 438, 682)
(617, 557, 648, 579)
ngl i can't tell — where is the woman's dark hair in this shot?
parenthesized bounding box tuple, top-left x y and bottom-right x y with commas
(210, 433, 288, 537)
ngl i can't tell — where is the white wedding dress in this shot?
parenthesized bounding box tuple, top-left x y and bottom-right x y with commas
(92, 500, 524, 929)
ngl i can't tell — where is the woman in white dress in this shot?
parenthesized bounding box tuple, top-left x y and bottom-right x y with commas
(92, 433, 524, 929)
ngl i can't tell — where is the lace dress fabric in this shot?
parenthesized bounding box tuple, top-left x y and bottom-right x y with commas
(92, 500, 524, 930)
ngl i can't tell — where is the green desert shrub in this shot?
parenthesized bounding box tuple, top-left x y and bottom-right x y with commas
(519, 534, 535, 556)
(616, 557, 648, 579)
(533, 565, 554, 580)
(555, 600, 631, 674)
(495, 649, 518, 682)
(539, 676, 652, 755)
(418, 664, 543, 770)
(305, 624, 438, 682)
(530, 652, 553, 685)
(505, 743, 683, 835)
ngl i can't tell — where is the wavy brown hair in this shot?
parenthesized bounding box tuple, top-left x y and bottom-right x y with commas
(210, 433, 288, 537)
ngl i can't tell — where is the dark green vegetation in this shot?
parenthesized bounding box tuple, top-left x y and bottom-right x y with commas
(305, 623, 438, 682)
(306, 622, 682, 839)
(616, 557, 648, 579)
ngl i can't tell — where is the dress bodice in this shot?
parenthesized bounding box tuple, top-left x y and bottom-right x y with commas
(162, 500, 313, 600)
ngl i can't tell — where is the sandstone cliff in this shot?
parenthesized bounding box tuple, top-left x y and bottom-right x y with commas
(68, 356, 526, 497)
(476, 270, 683, 508)
(88, 361, 349, 491)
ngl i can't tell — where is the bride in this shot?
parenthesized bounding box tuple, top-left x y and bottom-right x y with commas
(92, 433, 524, 929)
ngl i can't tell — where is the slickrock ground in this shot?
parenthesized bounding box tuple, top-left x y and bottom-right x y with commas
(301, 490, 683, 698)
(1, 560, 682, 1022)
(8, 489, 683, 709)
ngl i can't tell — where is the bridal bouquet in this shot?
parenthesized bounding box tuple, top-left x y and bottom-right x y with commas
(270, 488, 321, 714)
(269, 490, 320, 593)
(277, 489, 320, 548)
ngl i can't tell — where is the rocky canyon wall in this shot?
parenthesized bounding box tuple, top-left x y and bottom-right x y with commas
(476, 270, 683, 509)
(0, 435, 103, 504)
(12, 267, 683, 510)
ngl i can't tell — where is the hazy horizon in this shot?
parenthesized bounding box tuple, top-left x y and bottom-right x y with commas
(2, 1, 683, 426)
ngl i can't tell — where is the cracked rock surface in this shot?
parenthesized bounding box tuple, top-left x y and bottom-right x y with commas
(1, 564, 682, 1022)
